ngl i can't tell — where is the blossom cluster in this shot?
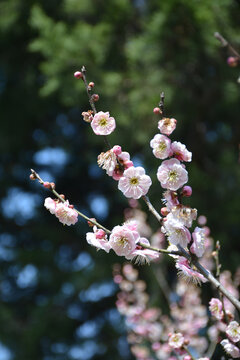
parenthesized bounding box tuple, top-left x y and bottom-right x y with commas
(86, 221, 158, 264)
(114, 263, 210, 360)
(44, 197, 78, 226)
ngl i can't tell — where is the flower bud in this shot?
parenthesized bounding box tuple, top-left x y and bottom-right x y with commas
(43, 182, 51, 189)
(95, 229, 106, 239)
(50, 182, 56, 190)
(30, 173, 36, 180)
(227, 56, 238, 67)
(153, 107, 161, 114)
(182, 185, 192, 197)
(112, 145, 122, 155)
(74, 71, 83, 79)
(161, 207, 169, 216)
(88, 82, 95, 88)
(68, 204, 74, 209)
(82, 111, 93, 123)
(87, 218, 96, 227)
(92, 94, 99, 102)
(59, 194, 65, 200)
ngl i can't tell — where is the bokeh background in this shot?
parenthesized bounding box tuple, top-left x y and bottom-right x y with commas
(0, 0, 240, 359)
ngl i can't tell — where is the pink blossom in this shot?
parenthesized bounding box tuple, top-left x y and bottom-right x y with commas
(128, 237, 159, 264)
(158, 117, 177, 135)
(113, 151, 133, 180)
(44, 197, 57, 214)
(86, 226, 111, 253)
(91, 111, 116, 135)
(163, 214, 191, 247)
(171, 205, 197, 228)
(150, 134, 172, 159)
(157, 158, 188, 191)
(118, 166, 152, 199)
(176, 257, 207, 284)
(226, 321, 240, 343)
(97, 149, 117, 176)
(162, 190, 179, 210)
(221, 339, 240, 358)
(171, 141, 192, 162)
(190, 227, 206, 257)
(109, 223, 139, 257)
(55, 201, 78, 226)
(168, 332, 184, 349)
(209, 298, 223, 320)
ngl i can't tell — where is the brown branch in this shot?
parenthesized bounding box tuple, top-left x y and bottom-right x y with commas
(214, 32, 240, 59)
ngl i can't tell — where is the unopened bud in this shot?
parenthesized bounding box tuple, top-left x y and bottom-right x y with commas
(59, 194, 65, 200)
(112, 145, 122, 155)
(50, 182, 56, 190)
(184, 339, 189, 345)
(92, 94, 99, 102)
(153, 107, 161, 114)
(87, 218, 96, 227)
(82, 111, 93, 123)
(227, 56, 239, 67)
(182, 185, 192, 197)
(160, 207, 169, 216)
(88, 82, 95, 88)
(95, 229, 106, 239)
(68, 204, 74, 209)
(74, 71, 83, 79)
(43, 182, 51, 189)
(30, 173, 36, 180)
(212, 251, 217, 257)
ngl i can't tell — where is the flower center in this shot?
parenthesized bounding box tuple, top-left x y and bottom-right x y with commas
(158, 142, 167, 152)
(99, 117, 107, 127)
(117, 237, 128, 248)
(168, 170, 178, 183)
(130, 177, 139, 186)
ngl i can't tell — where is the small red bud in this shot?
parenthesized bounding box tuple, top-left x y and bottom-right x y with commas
(92, 94, 99, 102)
(184, 339, 189, 345)
(227, 56, 239, 67)
(74, 71, 83, 79)
(182, 185, 192, 197)
(160, 207, 169, 216)
(43, 182, 51, 189)
(87, 218, 96, 227)
(153, 107, 161, 114)
(68, 204, 74, 209)
(59, 194, 65, 200)
(89, 82, 95, 88)
(50, 182, 56, 190)
(30, 174, 36, 180)
(212, 251, 217, 257)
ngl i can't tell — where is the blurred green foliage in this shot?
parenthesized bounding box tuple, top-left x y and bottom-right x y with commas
(0, 0, 239, 359)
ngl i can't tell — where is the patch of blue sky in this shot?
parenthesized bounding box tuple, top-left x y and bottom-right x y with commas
(88, 194, 109, 220)
(0, 343, 13, 360)
(1, 187, 41, 224)
(16, 264, 38, 288)
(34, 147, 69, 167)
(71, 252, 92, 272)
(79, 281, 117, 302)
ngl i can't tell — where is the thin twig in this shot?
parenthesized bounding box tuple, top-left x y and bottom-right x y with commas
(214, 32, 240, 59)
(142, 195, 162, 223)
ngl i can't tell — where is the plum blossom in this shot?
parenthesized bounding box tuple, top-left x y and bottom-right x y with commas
(54, 201, 78, 226)
(128, 237, 160, 264)
(86, 226, 111, 253)
(113, 150, 133, 180)
(221, 339, 240, 358)
(44, 197, 57, 214)
(162, 190, 179, 210)
(118, 166, 152, 199)
(157, 158, 188, 191)
(168, 332, 184, 349)
(209, 298, 223, 320)
(171, 141, 192, 162)
(171, 205, 197, 228)
(176, 257, 207, 284)
(98, 149, 117, 176)
(190, 227, 206, 257)
(163, 213, 191, 247)
(91, 111, 116, 135)
(158, 117, 177, 135)
(150, 134, 172, 159)
(226, 321, 240, 343)
(109, 222, 139, 257)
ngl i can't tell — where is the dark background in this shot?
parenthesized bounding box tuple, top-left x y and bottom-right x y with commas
(0, 0, 240, 359)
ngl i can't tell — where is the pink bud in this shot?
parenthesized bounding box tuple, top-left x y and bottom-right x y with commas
(161, 207, 169, 216)
(74, 71, 83, 79)
(227, 56, 238, 67)
(92, 94, 99, 102)
(68, 204, 74, 209)
(95, 229, 106, 239)
(183, 356, 191, 360)
(124, 160, 134, 169)
(43, 182, 51, 189)
(50, 182, 56, 190)
(153, 107, 161, 114)
(30, 174, 36, 180)
(88, 82, 95, 88)
(182, 185, 192, 197)
(112, 145, 122, 155)
(59, 194, 65, 200)
(87, 218, 96, 227)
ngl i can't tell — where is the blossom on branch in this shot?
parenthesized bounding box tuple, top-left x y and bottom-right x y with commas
(44, 197, 78, 226)
(176, 257, 207, 284)
(163, 213, 191, 247)
(168, 332, 184, 349)
(91, 111, 116, 135)
(209, 298, 223, 320)
(171, 141, 192, 162)
(221, 339, 240, 358)
(226, 321, 240, 343)
(109, 222, 139, 257)
(118, 166, 152, 199)
(157, 158, 188, 191)
(158, 117, 177, 135)
(150, 134, 172, 159)
(86, 226, 111, 253)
